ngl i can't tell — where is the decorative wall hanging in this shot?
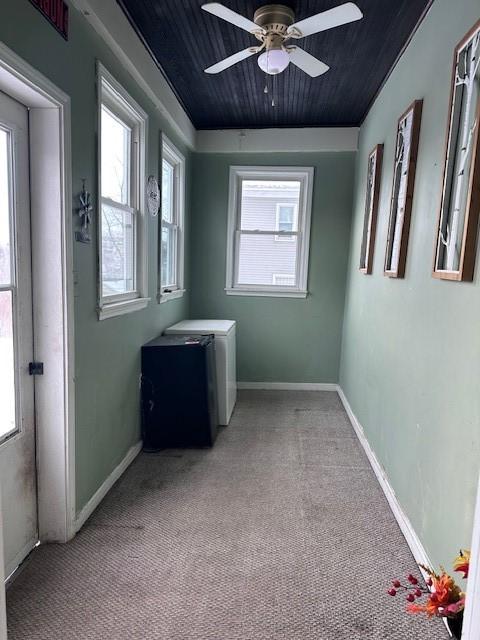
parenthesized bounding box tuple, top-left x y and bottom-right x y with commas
(360, 144, 383, 274)
(75, 179, 93, 244)
(146, 175, 160, 217)
(433, 21, 480, 282)
(29, 0, 69, 40)
(384, 100, 423, 278)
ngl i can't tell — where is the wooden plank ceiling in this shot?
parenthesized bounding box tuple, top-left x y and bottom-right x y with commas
(117, 0, 432, 129)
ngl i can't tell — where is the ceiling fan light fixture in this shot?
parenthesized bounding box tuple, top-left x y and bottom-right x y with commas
(258, 48, 290, 75)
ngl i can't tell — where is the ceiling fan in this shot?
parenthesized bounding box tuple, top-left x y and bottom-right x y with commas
(201, 2, 363, 77)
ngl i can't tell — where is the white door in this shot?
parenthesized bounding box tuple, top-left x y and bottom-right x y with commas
(0, 91, 37, 579)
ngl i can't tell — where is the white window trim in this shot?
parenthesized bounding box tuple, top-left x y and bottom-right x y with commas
(275, 202, 298, 242)
(225, 166, 314, 298)
(158, 133, 185, 304)
(97, 62, 150, 320)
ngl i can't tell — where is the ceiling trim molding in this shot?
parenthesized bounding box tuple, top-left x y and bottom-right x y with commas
(195, 128, 359, 154)
(69, 0, 196, 149)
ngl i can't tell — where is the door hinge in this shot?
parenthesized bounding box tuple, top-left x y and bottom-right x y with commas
(29, 362, 44, 376)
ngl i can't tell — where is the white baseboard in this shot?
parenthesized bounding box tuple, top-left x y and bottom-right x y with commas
(75, 440, 142, 532)
(337, 386, 433, 569)
(237, 382, 338, 391)
(337, 388, 454, 637)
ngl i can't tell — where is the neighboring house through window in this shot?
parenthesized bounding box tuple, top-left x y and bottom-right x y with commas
(159, 135, 185, 303)
(226, 166, 314, 297)
(275, 203, 298, 241)
(97, 63, 149, 320)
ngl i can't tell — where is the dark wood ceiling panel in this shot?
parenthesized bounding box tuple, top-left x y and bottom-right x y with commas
(116, 0, 432, 129)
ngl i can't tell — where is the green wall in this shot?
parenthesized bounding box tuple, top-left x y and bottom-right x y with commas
(0, 1, 191, 512)
(340, 0, 480, 569)
(190, 152, 355, 383)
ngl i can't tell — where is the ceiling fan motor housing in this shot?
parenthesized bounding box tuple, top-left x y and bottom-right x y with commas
(254, 4, 295, 74)
(253, 4, 295, 39)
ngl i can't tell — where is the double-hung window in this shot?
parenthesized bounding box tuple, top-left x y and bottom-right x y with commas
(159, 135, 185, 302)
(226, 166, 314, 297)
(98, 63, 148, 319)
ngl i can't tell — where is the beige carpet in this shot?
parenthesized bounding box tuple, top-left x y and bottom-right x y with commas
(7, 390, 448, 639)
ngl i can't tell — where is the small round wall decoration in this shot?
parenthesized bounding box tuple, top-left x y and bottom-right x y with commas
(146, 175, 160, 217)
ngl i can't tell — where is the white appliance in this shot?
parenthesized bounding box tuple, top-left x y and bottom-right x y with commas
(165, 320, 237, 426)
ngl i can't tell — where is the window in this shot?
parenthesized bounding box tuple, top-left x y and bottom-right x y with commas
(159, 135, 185, 303)
(275, 203, 297, 241)
(0, 128, 15, 441)
(226, 166, 314, 297)
(97, 64, 149, 320)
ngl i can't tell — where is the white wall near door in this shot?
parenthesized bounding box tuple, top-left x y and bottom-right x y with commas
(461, 473, 480, 639)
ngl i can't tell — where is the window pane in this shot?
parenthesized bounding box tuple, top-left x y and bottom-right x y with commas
(162, 159, 174, 223)
(278, 205, 296, 233)
(101, 106, 131, 205)
(237, 233, 297, 286)
(240, 180, 300, 231)
(101, 202, 135, 296)
(161, 224, 176, 288)
(0, 290, 16, 439)
(0, 130, 11, 285)
(278, 205, 294, 224)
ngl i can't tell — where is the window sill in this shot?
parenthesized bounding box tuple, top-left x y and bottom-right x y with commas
(225, 288, 308, 299)
(159, 289, 186, 304)
(98, 296, 150, 320)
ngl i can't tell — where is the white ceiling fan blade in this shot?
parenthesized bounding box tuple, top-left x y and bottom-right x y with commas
(287, 2, 363, 38)
(202, 3, 264, 34)
(288, 47, 330, 77)
(205, 48, 257, 74)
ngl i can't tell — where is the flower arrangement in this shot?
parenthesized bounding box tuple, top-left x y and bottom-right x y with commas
(387, 550, 470, 638)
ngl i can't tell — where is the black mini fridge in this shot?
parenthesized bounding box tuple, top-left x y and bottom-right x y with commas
(141, 334, 218, 449)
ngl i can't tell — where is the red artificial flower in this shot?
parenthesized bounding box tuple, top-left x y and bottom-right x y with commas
(407, 572, 464, 619)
